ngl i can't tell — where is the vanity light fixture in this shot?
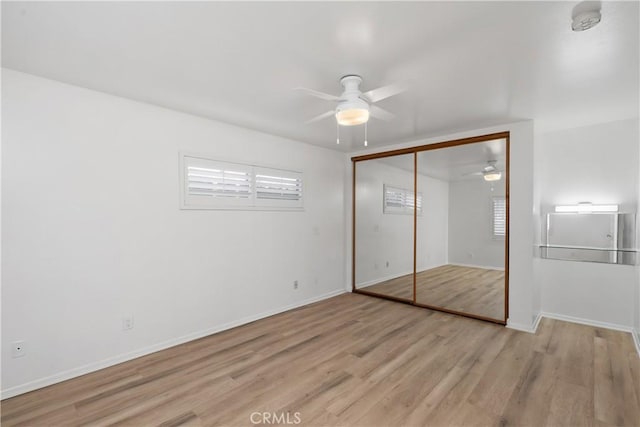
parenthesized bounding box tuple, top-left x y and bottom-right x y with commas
(554, 202, 619, 213)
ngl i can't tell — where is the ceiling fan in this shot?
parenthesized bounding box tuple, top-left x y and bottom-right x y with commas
(463, 160, 503, 182)
(296, 75, 406, 145)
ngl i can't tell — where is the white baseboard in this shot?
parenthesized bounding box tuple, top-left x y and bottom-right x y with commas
(355, 263, 452, 289)
(448, 262, 505, 271)
(532, 312, 543, 332)
(540, 311, 635, 334)
(506, 312, 541, 333)
(355, 270, 414, 289)
(1, 288, 346, 400)
(508, 311, 640, 357)
(633, 329, 640, 357)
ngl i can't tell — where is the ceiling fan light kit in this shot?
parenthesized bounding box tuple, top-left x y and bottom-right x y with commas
(298, 74, 405, 146)
(335, 103, 370, 126)
(462, 159, 503, 182)
(483, 171, 502, 182)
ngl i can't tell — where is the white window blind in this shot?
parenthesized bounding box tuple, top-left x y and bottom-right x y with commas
(187, 166, 252, 199)
(182, 155, 303, 210)
(254, 167, 303, 208)
(492, 197, 506, 238)
(383, 184, 422, 215)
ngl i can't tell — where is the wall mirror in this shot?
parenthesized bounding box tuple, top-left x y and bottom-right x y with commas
(541, 212, 638, 265)
(352, 133, 509, 324)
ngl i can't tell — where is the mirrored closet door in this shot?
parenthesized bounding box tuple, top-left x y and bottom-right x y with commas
(415, 138, 507, 322)
(352, 133, 509, 324)
(354, 154, 415, 302)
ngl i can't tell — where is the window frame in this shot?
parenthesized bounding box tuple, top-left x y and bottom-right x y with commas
(383, 184, 423, 216)
(179, 152, 304, 211)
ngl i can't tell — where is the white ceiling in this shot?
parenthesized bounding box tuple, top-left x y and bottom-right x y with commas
(379, 138, 506, 182)
(2, 1, 638, 152)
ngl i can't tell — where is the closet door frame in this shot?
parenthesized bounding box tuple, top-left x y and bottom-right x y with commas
(351, 131, 510, 325)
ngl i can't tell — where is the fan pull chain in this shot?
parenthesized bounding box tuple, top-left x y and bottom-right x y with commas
(364, 121, 368, 147)
(336, 121, 340, 145)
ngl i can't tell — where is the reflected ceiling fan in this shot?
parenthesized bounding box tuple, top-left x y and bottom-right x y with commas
(463, 160, 503, 182)
(296, 75, 406, 146)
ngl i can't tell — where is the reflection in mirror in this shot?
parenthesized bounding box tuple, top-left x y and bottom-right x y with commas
(355, 154, 415, 301)
(542, 212, 637, 264)
(416, 139, 506, 321)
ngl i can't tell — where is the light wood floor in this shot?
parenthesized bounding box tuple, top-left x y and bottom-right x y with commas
(2, 293, 639, 426)
(360, 264, 505, 320)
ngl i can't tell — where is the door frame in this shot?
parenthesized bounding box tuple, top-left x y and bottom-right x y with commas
(351, 131, 510, 325)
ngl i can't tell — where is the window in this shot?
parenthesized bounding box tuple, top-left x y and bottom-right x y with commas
(492, 197, 506, 238)
(182, 154, 303, 210)
(383, 184, 422, 215)
(254, 167, 303, 208)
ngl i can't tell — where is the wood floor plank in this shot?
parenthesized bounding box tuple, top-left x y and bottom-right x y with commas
(501, 350, 558, 426)
(361, 264, 505, 320)
(466, 330, 534, 416)
(1, 293, 638, 427)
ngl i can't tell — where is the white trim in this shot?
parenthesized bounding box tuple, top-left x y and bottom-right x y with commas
(506, 312, 541, 333)
(508, 311, 640, 357)
(633, 329, 640, 357)
(355, 269, 414, 289)
(540, 311, 635, 334)
(1, 289, 346, 400)
(533, 312, 543, 332)
(356, 263, 498, 289)
(448, 262, 505, 272)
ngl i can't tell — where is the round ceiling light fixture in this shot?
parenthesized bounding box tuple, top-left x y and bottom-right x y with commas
(572, 10, 601, 31)
(335, 98, 370, 126)
(483, 171, 502, 182)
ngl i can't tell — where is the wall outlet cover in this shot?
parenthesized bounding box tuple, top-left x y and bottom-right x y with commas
(12, 341, 26, 358)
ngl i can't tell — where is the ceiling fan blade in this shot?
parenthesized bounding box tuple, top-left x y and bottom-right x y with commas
(361, 82, 407, 103)
(295, 87, 341, 101)
(461, 171, 484, 177)
(305, 110, 335, 124)
(369, 105, 395, 121)
(482, 164, 498, 173)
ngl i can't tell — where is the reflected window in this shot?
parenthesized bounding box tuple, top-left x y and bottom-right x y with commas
(383, 184, 422, 215)
(492, 197, 506, 238)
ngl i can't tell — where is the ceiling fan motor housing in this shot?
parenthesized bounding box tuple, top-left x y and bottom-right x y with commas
(336, 75, 370, 126)
(340, 75, 363, 97)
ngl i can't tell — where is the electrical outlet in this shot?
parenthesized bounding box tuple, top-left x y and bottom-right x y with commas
(386, 261, 390, 268)
(122, 316, 134, 331)
(12, 341, 26, 358)
(293, 280, 299, 290)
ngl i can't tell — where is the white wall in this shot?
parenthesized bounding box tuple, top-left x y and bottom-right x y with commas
(1, 69, 346, 397)
(535, 118, 639, 329)
(347, 120, 537, 330)
(416, 173, 449, 272)
(448, 178, 505, 269)
(354, 160, 448, 286)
